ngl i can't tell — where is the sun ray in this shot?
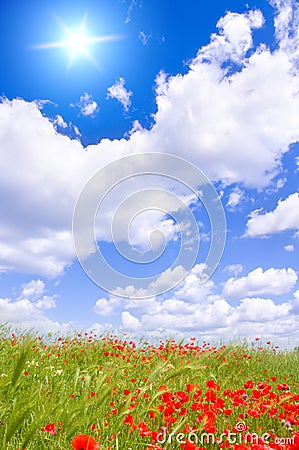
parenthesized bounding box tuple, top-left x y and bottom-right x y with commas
(31, 13, 122, 70)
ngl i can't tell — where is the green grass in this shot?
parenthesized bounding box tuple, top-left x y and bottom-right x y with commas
(0, 324, 298, 449)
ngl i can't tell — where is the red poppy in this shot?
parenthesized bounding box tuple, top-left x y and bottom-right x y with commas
(41, 422, 57, 435)
(71, 434, 99, 450)
(277, 383, 290, 391)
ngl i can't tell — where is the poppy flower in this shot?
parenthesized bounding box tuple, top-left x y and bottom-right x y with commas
(41, 422, 57, 435)
(71, 434, 99, 450)
(277, 383, 290, 391)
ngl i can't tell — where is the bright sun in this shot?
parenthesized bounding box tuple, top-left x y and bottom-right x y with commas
(33, 14, 121, 71)
(67, 31, 88, 55)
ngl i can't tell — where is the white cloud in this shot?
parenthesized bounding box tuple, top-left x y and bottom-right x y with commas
(0, 279, 56, 322)
(0, 279, 77, 335)
(73, 125, 82, 137)
(114, 265, 187, 298)
(87, 262, 299, 346)
(53, 115, 67, 129)
(246, 193, 299, 237)
(125, 0, 139, 24)
(19, 279, 46, 300)
(151, 23, 299, 186)
(270, 0, 299, 62)
(236, 296, 290, 321)
(222, 266, 297, 298)
(107, 77, 132, 111)
(172, 264, 215, 303)
(276, 177, 287, 189)
(115, 264, 214, 305)
(0, 98, 100, 276)
(284, 244, 295, 252)
(290, 289, 299, 315)
(2, 0, 299, 280)
(121, 311, 141, 332)
(195, 9, 264, 65)
(93, 297, 122, 316)
(126, 213, 179, 252)
(139, 31, 151, 45)
(0, 295, 45, 321)
(75, 93, 99, 116)
(119, 293, 294, 342)
(226, 187, 245, 210)
(223, 264, 244, 276)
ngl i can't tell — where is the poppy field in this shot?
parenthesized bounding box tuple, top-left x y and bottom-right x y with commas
(0, 324, 299, 449)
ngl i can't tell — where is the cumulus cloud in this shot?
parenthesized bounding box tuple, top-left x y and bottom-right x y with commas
(0, 278, 78, 335)
(114, 265, 187, 298)
(270, 0, 299, 62)
(2, 0, 299, 280)
(226, 187, 245, 210)
(223, 264, 244, 276)
(236, 296, 290, 321)
(285, 244, 295, 252)
(246, 193, 299, 237)
(74, 93, 99, 116)
(93, 297, 122, 316)
(89, 262, 299, 346)
(0, 279, 56, 323)
(151, 19, 299, 186)
(194, 9, 264, 65)
(222, 266, 297, 298)
(0, 98, 100, 276)
(121, 311, 141, 332)
(19, 279, 46, 300)
(120, 293, 293, 341)
(107, 77, 132, 111)
(116, 268, 298, 346)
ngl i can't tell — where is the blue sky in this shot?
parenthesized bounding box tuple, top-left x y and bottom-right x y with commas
(0, 0, 298, 347)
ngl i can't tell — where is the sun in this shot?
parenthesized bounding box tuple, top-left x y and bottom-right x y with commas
(66, 31, 88, 55)
(32, 14, 121, 71)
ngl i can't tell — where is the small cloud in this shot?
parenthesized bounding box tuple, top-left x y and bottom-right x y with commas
(127, 120, 144, 136)
(157, 34, 165, 45)
(139, 31, 151, 45)
(155, 70, 169, 96)
(19, 279, 46, 301)
(72, 93, 99, 117)
(284, 244, 295, 252)
(224, 264, 244, 276)
(276, 177, 287, 189)
(53, 115, 67, 129)
(226, 186, 244, 211)
(107, 77, 132, 112)
(73, 124, 82, 137)
(125, 0, 140, 24)
(246, 193, 299, 237)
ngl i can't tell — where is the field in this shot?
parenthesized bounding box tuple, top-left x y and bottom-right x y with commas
(0, 324, 299, 449)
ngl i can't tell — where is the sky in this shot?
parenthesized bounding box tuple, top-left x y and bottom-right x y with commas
(0, 0, 299, 347)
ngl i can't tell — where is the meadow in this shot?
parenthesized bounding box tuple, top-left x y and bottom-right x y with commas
(0, 324, 299, 449)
